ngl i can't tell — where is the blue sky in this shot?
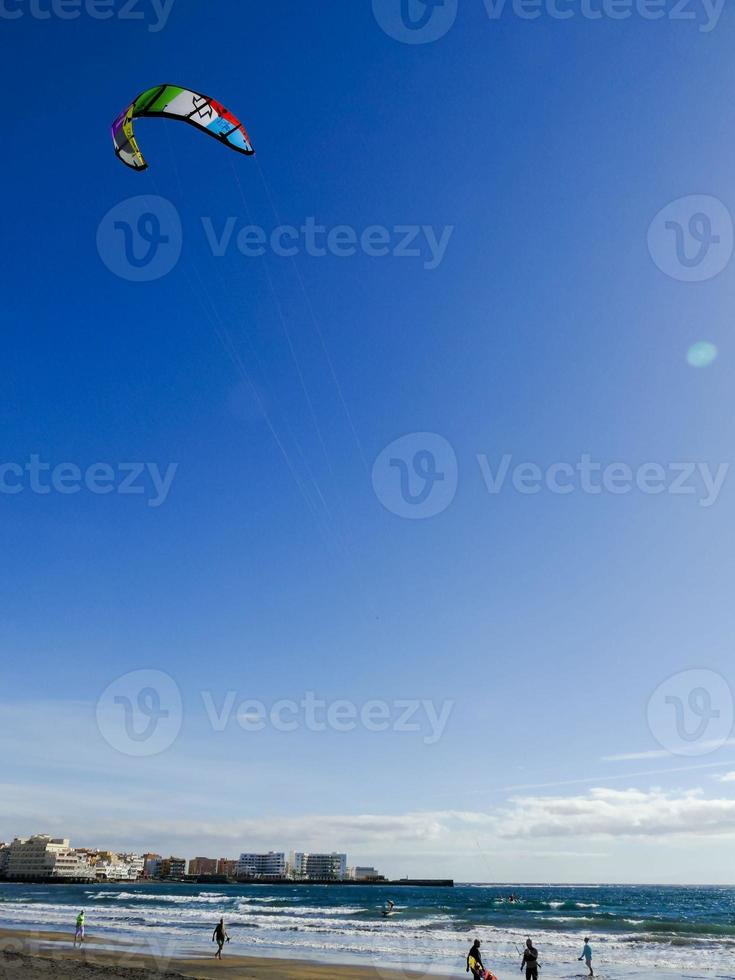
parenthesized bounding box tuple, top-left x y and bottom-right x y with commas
(2, 0, 735, 882)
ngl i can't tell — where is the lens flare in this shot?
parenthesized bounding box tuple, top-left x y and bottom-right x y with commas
(686, 342, 718, 368)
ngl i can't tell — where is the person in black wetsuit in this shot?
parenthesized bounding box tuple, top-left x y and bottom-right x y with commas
(467, 939, 484, 978)
(520, 939, 539, 980)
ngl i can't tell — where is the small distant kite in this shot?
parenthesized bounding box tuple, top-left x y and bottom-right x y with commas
(112, 84, 254, 171)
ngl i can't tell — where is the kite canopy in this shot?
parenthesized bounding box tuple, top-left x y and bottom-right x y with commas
(112, 84, 254, 171)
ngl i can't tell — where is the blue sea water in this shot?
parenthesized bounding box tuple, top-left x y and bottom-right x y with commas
(1, 882, 734, 979)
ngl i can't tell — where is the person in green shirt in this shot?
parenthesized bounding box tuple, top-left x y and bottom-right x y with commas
(73, 910, 85, 948)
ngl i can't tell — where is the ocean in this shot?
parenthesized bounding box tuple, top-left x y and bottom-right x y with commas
(1, 882, 734, 979)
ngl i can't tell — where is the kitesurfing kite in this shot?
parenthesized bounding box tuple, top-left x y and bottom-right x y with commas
(112, 84, 254, 171)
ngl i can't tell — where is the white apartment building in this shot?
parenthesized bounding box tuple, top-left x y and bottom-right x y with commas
(94, 854, 145, 881)
(288, 852, 347, 880)
(122, 854, 145, 878)
(5, 836, 94, 880)
(237, 852, 286, 879)
(0, 844, 9, 878)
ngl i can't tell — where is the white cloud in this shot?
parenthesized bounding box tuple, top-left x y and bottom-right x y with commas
(603, 739, 735, 762)
(496, 788, 735, 840)
(8, 789, 735, 857)
(504, 759, 735, 793)
(714, 772, 735, 783)
(0, 803, 466, 855)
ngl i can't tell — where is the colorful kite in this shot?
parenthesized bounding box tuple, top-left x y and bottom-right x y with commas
(112, 84, 254, 171)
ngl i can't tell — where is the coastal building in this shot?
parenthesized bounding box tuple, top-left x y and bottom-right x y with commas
(288, 852, 347, 880)
(0, 844, 9, 878)
(236, 852, 286, 879)
(143, 853, 163, 878)
(91, 853, 144, 881)
(3, 836, 94, 880)
(216, 858, 238, 877)
(347, 866, 382, 881)
(188, 857, 218, 876)
(159, 857, 187, 878)
(121, 853, 146, 878)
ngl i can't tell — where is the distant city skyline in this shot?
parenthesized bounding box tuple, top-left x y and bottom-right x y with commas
(0, 835, 384, 883)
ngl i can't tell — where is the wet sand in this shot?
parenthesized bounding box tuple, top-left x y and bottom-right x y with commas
(0, 928, 430, 980)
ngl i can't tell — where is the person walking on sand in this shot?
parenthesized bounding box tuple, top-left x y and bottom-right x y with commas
(467, 938, 484, 978)
(520, 938, 539, 980)
(212, 917, 229, 959)
(578, 937, 594, 977)
(73, 910, 85, 948)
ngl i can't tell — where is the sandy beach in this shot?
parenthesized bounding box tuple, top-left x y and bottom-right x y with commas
(0, 928, 431, 980)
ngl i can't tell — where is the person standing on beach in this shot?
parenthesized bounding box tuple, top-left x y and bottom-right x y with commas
(578, 938, 593, 977)
(213, 918, 229, 959)
(73, 910, 85, 948)
(467, 939, 484, 978)
(520, 939, 539, 980)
